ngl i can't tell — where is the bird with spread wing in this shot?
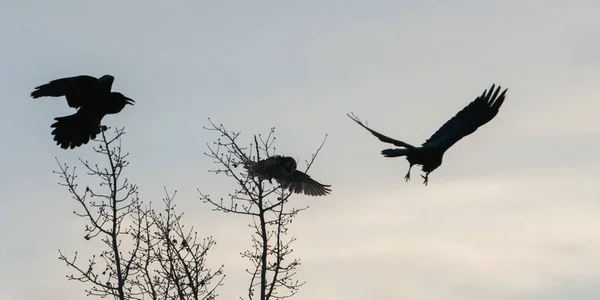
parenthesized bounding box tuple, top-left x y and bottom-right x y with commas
(348, 84, 507, 185)
(244, 155, 332, 196)
(31, 74, 135, 149)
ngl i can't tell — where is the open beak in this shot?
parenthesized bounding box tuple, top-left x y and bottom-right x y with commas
(125, 98, 135, 105)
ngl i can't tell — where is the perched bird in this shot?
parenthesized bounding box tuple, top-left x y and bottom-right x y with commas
(348, 84, 507, 185)
(244, 155, 332, 196)
(31, 74, 134, 149)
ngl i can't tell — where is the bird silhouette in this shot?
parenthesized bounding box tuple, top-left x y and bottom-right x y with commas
(244, 155, 332, 196)
(31, 74, 134, 149)
(348, 84, 507, 185)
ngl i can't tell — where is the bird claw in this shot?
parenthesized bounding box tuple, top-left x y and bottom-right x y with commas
(421, 174, 428, 186)
(100, 125, 108, 132)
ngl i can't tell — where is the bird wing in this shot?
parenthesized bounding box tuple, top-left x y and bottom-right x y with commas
(278, 170, 332, 197)
(421, 84, 507, 152)
(50, 112, 103, 149)
(347, 113, 416, 149)
(31, 75, 101, 108)
(97, 75, 115, 92)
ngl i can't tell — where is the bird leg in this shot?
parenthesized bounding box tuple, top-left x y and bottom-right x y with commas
(420, 172, 430, 186)
(404, 165, 413, 182)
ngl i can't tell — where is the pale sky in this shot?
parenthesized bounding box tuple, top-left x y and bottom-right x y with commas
(1, 1, 600, 299)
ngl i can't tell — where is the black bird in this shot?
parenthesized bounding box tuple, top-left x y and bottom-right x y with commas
(31, 74, 134, 149)
(348, 84, 507, 185)
(244, 155, 332, 196)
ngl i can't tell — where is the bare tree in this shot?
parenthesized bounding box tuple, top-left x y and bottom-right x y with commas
(198, 119, 328, 300)
(55, 127, 224, 300)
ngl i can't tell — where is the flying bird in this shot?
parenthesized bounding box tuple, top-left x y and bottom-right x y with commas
(244, 155, 332, 196)
(348, 84, 507, 185)
(31, 74, 134, 149)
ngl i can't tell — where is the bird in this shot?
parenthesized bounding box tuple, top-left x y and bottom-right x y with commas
(244, 155, 332, 196)
(31, 74, 134, 149)
(347, 84, 507, 185)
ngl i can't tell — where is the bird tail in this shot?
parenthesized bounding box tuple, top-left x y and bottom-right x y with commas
(50, 114, 102, 149)
(243, 160, 259, 175)
(381, 148, 410, 157)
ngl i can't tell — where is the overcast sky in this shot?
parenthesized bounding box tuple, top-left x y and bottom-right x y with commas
(1, 1, 600, 299)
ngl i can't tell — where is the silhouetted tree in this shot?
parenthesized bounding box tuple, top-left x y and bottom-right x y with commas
(55, 128, 224, 300)
(199, 119, 328, 300)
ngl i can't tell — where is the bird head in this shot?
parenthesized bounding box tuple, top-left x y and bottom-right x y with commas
(107, 92, 135, 114)
(280, 156, 297, 175)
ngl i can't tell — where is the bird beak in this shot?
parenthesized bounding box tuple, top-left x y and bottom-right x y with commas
(125, 98, 135, 105)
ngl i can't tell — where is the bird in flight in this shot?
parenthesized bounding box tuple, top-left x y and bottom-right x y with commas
(31, 74, 134, 149)
(244, 155, 332, 196)
(348, 84, 507, 185)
